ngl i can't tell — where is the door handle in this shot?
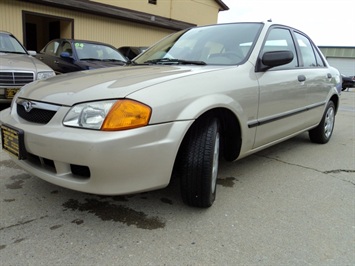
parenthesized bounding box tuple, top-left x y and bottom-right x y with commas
(327, 73, 332, 79)
(298, 75, 306, 82)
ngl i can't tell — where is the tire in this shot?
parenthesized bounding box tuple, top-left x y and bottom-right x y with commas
(179, 117, 220, 208)
(309, 101, 335, 144)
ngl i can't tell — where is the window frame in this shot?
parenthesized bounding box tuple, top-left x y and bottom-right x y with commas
(43, 40, 60, 56)
(256, 25, 328, 72)
(293, 31, 326, 68)
(258, 26, 299, 71)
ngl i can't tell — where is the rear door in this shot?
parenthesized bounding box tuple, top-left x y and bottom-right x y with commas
(293, 32, 333, 125)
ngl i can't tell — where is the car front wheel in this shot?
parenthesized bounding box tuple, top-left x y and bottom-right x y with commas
(309, 101, 335, 144)
(179, 117, 220, 208)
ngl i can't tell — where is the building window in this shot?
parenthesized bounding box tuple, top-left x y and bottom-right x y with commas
(148, 0, 157, 4)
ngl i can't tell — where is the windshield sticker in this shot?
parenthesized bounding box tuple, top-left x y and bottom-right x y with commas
(75, 43, 85, 49)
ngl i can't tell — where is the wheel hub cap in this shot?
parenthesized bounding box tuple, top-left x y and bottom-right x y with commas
(211, 133, 220, 193)
(324, 107, 334, 138)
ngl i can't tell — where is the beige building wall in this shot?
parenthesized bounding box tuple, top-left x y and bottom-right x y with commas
(171, 0, 220, 26)
(97, 0, 221, 26)
(0, 0, 175, 49)
(0, 0, 24, 41)
(0, 0, 226, 51)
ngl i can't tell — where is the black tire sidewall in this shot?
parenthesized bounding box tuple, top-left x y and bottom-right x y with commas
(179, 117, 220, 208)
(309, 101, 335, 144)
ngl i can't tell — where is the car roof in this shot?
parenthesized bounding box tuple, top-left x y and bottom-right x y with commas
(50, 38, 117, 47)
(0, 31, 14, 36)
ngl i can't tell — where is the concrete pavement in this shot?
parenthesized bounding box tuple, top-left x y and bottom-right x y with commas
(0, 91, 354, 265)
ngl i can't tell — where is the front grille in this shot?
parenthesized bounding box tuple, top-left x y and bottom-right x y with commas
(17, 103, 57, 124)
(0, 71, 34, 86)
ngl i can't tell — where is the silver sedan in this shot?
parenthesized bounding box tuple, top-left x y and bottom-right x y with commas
(0, 21, 340, 208)
(0, 31, 55, 104)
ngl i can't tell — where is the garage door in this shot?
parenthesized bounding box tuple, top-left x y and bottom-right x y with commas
(327, 58, 355, 76)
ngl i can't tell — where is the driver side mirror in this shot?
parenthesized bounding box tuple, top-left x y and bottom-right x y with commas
(60, 51, 73, 59)
(28, 50, 37, 56)
(255, 50, 294, 72)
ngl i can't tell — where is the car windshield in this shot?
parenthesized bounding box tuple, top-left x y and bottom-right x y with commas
(74, 42, 127, 62)
(134, 23, 263, 66)
(0, 33, 27, 54)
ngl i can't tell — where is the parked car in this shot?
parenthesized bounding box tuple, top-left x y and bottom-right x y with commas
(0, 31, 55, 104)
(117, 46, 148, 60)
(36, 39, 127, 74)
(0, 22, 340, 208)
(341, 74, 355, 91)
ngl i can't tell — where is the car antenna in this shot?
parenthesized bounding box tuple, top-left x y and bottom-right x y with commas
(267, 18, 272, 22)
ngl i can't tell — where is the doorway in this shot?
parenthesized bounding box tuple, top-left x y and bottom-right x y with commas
(23, 11, 74, 52)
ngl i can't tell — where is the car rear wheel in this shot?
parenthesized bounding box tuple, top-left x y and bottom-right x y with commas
(179, 117, 220, 208)
(309, 101, 335, 144)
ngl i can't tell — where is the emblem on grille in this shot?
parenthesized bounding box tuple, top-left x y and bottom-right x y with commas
(22, 101, 33, 112)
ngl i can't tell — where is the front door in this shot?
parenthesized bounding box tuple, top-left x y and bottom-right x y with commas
(253, 27, 308, 148)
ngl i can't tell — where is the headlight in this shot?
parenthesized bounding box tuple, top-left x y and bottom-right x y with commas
(37, 71, 55, 80)
(63, 99, 151, 131)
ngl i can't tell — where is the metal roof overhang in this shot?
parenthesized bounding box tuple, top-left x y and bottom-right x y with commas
(18, 0, 202, 31)
(215, 0, 229, 11)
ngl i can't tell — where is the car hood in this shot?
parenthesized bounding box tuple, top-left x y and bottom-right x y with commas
(17, 65, 226, 105)
(0, 53, 52, 72)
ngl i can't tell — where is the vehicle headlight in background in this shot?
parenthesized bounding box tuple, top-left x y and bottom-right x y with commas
(63, 99, 151, 130)
(37, 71, 55, 80)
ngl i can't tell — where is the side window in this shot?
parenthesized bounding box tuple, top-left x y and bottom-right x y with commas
(261, 28, 298, 69)
(314, 49, 325, 67)
(295, 32, 323, 67)
(43, 41, 60, 56)
(59, 42, 72, 56)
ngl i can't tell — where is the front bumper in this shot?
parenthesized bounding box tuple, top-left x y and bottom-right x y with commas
(0, 107, 192, 195)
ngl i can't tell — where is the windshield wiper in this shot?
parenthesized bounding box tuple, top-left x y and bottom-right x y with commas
(144, 58, 206, 65)
(0, 51, 27, 54)
(102, 59, 126, 63)
(125, 60, 136, 65)
(80, 58, 102, 61)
